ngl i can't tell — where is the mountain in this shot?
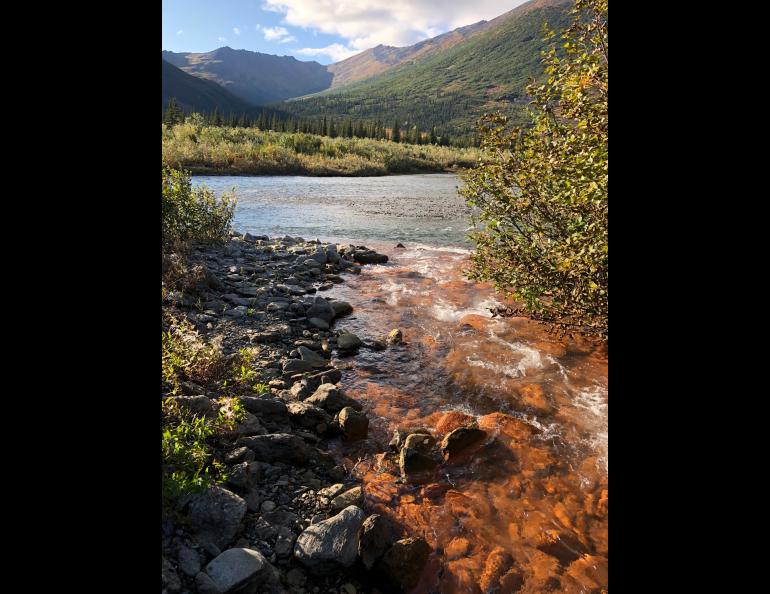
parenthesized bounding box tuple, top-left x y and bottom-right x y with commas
(162, 59, 256, 114)
(326, 20, 491, 89)
(282, 0, 572, 139)
(162, 47, 332, 106)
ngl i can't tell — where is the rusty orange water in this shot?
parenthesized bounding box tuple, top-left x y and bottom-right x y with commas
(327, 243, 608, 594)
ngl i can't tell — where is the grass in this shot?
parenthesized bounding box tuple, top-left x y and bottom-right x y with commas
(161, 316, 270, 508)
(162, 123, 480, 176)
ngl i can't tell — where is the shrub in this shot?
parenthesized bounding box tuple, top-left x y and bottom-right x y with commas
(162, 318, 227, 394)
(161, 396, 245, 505)
(462, 0, 607, 338)
(162, 164, 235, 248)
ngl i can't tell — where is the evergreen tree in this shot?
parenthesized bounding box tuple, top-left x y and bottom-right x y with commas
(392, 119, 401, 143)
(430, 125, 437, 145)
(164, 98, 183, 126)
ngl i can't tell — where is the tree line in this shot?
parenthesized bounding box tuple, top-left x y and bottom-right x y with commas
(163, 98, 475, 147)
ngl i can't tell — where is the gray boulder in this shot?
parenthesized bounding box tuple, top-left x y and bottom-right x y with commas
(204, 547, 273, 593)
(293, 505, 366, 574)
(358, 514, 396, 570)
(236, 433, 314, 464)
(188, 486, 247, 549)
(330, 486, 363, 512)
(336, 332, 362, 353)
(283, 359, 315, 374)
(330, 301, 353, 316)
(338, 407, 369, 441)
(308, 317, 330, 331)
(305, 384, 362, 414)
(306, 297, 335, 323)
(380, 537, 431, 592)
(298, 345, 328, 368)
(287, 401, 332, 429)
(177, 545, 201, 577)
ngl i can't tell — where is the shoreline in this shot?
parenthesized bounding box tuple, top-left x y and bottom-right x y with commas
(176, 165, 469, 178)
(162, 232, 429, 594)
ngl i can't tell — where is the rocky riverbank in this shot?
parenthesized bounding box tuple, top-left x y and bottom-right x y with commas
(162, 232, 440, 594)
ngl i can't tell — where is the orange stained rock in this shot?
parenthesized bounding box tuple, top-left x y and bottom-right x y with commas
(479, 546, 514, 593)
(517, 384, 553, 414)
(478, 412, 535, 441)
(499, 567, 525, 593)
(553, 501, 574, 530)
(456, 313, 492, 332)
(518, 549, 560, 593)
(562, 555, 609, 592)
(445, 536, 471, 560)
(441, 557, 483, 594)
(434, 411, 478, 434)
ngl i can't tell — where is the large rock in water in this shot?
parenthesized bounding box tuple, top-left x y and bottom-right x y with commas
(358, 514, 396, 570)
(338, 407, 369, 441)
(188, 486, 247, 549)
(305, 383, 362, 414)
(330, 301, 353, 316)
(399, 433, 439, 476)
(204, 548, 273, 593)
(294, 505, 366, 574)
(306, 297, 336, 324)
(379, 537, 431, 592)
(389, 427, 432, 451)
(440, 426, 486, 460)
(237, 433, 313, 464)
(336, 332, 362, 353)
(298, 345, 328, 368)
(354, 250, 388, 264)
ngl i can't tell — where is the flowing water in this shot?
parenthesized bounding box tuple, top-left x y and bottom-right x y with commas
(195, 175, 609, 593)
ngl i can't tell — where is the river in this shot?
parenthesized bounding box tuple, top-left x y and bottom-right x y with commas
(193, 174, 608, 594)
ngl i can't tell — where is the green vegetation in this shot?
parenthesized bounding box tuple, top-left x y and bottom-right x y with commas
(282, 0, 571, 143)
(162, 396, 242, 503)
(162, 121, 479, 176)
(162, 163, 235, 248)
(462, 0, 607, 338)
(161, 165, 264, 508)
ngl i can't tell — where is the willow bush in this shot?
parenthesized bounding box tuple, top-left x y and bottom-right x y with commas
(463, 0, 608, 338)
(161, 164, 235, 248)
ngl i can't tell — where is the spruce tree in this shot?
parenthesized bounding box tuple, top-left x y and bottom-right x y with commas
(392, 119, 401, 143)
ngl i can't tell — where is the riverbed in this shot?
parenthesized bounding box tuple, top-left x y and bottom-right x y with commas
(194, 174, 608, 593)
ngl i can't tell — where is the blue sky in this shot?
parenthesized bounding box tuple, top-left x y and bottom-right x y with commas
(162, 0, 529, 65)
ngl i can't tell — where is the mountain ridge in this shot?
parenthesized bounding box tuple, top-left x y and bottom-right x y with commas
(162, 59, 256, 115)
(161, 47, 332, 106)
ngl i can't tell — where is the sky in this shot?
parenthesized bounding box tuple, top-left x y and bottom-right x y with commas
(162, 0, 530, 64)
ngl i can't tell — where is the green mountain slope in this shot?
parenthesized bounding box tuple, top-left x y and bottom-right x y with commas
(162, 59, 256, 114)
(327, 20, 491, 89)
(162, 47, 332, 106)
(282, 0, 572, 139)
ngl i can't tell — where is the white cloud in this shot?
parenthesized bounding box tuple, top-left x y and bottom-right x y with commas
(176, 30, 183, 35)
(262, 26, 292, 41)
(233, 27, 241, 35)
(294, 43, 359, 63)
(262, 0, 529, 51)
(218, 36, 227, 42)
(279, 35, 297, 43)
